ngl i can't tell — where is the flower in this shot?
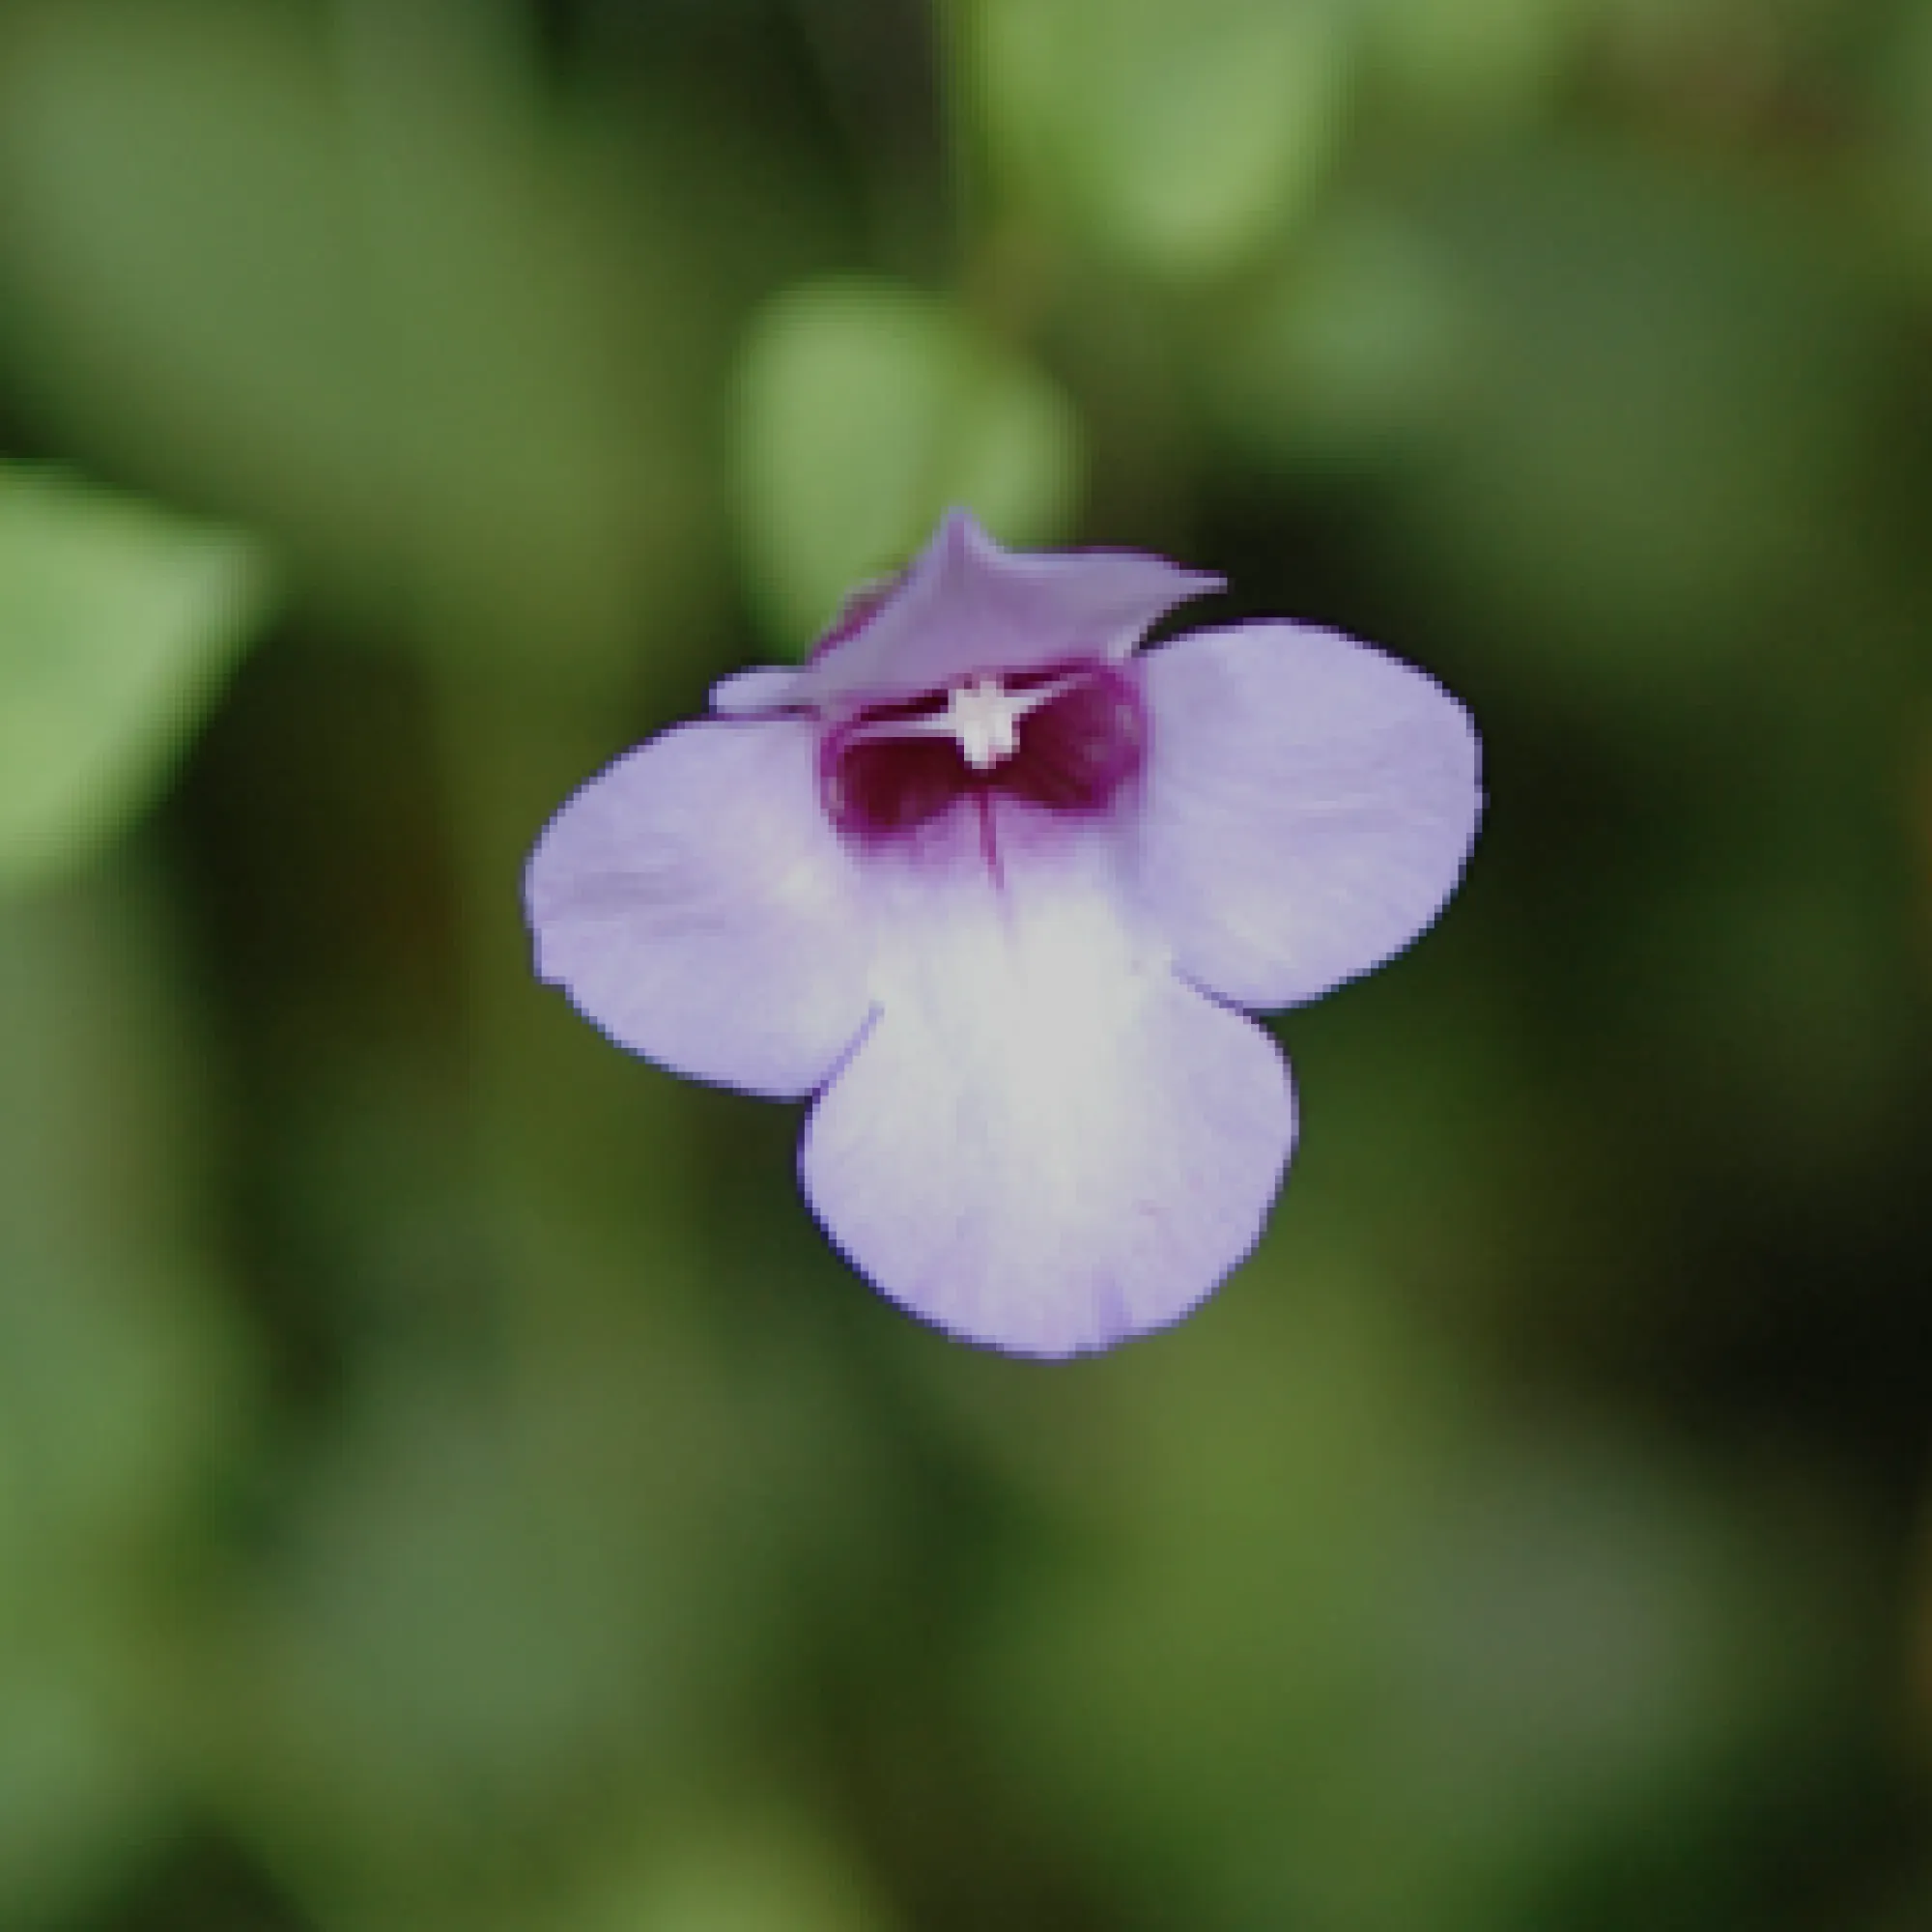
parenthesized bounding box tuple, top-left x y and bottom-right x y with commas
(524, 511, 1481, 1357)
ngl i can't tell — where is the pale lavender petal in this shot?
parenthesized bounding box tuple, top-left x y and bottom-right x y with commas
(790, 508, 1221, 711)
(1137, 623, 1482, 1011)
(709, 665, 804, 715)
(800, 820, 1293, 1356)
(525, 718, 873, 1098)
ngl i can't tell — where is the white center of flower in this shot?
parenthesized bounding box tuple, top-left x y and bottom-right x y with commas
(946, 677, 1024, 771)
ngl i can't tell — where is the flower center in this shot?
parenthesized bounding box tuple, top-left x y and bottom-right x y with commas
(946, 677, 1024, 770)
(820, 662, 1146, 845)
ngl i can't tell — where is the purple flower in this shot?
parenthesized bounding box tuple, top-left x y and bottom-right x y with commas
(525, 512, 1481, 1357)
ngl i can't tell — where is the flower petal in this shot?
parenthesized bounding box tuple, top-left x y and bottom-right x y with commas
(1137, 623, 1481, 1010)
(525, 718, 873, 1098)
(709, 665, 803, 715)
(800, 817, 1294, 1355)
(785, 508, 1220, 712)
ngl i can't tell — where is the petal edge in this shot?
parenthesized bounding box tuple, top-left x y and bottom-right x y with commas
(800, 818, 1294, 1355)
(526, 718, 873, 1098)
(1137, 623, 1481, 1011)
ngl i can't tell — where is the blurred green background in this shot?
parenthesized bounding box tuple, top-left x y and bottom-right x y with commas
(2, 1, 1931, 1926)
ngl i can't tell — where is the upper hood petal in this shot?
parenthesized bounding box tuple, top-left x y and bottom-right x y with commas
(717, 510, 1221, 720)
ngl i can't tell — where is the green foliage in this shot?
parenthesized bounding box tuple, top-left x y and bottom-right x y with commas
(969, 0, 1350, 278)
(1370, 0, 1579, 124)
(559, 1801, 902, 1932)
(1206, 201, 1474, 468)
(0, 0, 1928, 1926)
(0, 468, 271, 890)
(733, 276, 1082, 646)
(974, 1268, 1840, 1930)
(1382, 149, 1890, 703)
(0, 0, 711, 674)
(0, 875, 251, 1925)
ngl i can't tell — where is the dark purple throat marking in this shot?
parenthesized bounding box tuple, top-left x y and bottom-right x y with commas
(819, 662, 1147, 851)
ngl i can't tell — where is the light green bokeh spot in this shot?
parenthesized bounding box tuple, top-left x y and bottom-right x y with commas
(733, 276, 1082, 650)
(1371, 0, 1579, 125)
(1209, 205, 1474, 469)
(569, 1801, 901, 1932)
(972, 0, 1350, 279)
(0, 467, 273, 890)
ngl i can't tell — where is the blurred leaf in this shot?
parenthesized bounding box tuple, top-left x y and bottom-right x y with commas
(0, 467, 271, 891)
(0, 0, 712, 673)
(0, 872, 253, 1924)
(250, 1365, 738, 1823)
(0, 4, 383, 573)
(971, 1266, 1850, 1932)
(1881, 0, 1932, 257)
(732, 276, 1082, 647)
(565, 1798, 901, 1932)
(0, 873, 245, 1571)
(969, 0, 1350, 279)
(1206, 203, 1474, 470)
(1370, 0, 1579, 126)
(0, 1665, 172, 1932)
(223, 1261, 904, 1899)
(1385, 147, 1889, 704)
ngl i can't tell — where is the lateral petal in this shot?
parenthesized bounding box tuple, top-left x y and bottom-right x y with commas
(1137, 623, 1482, 1011)
(525, 718, 873, 1098)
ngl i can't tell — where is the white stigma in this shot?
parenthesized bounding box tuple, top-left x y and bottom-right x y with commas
(946, 677, 1023, 771)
